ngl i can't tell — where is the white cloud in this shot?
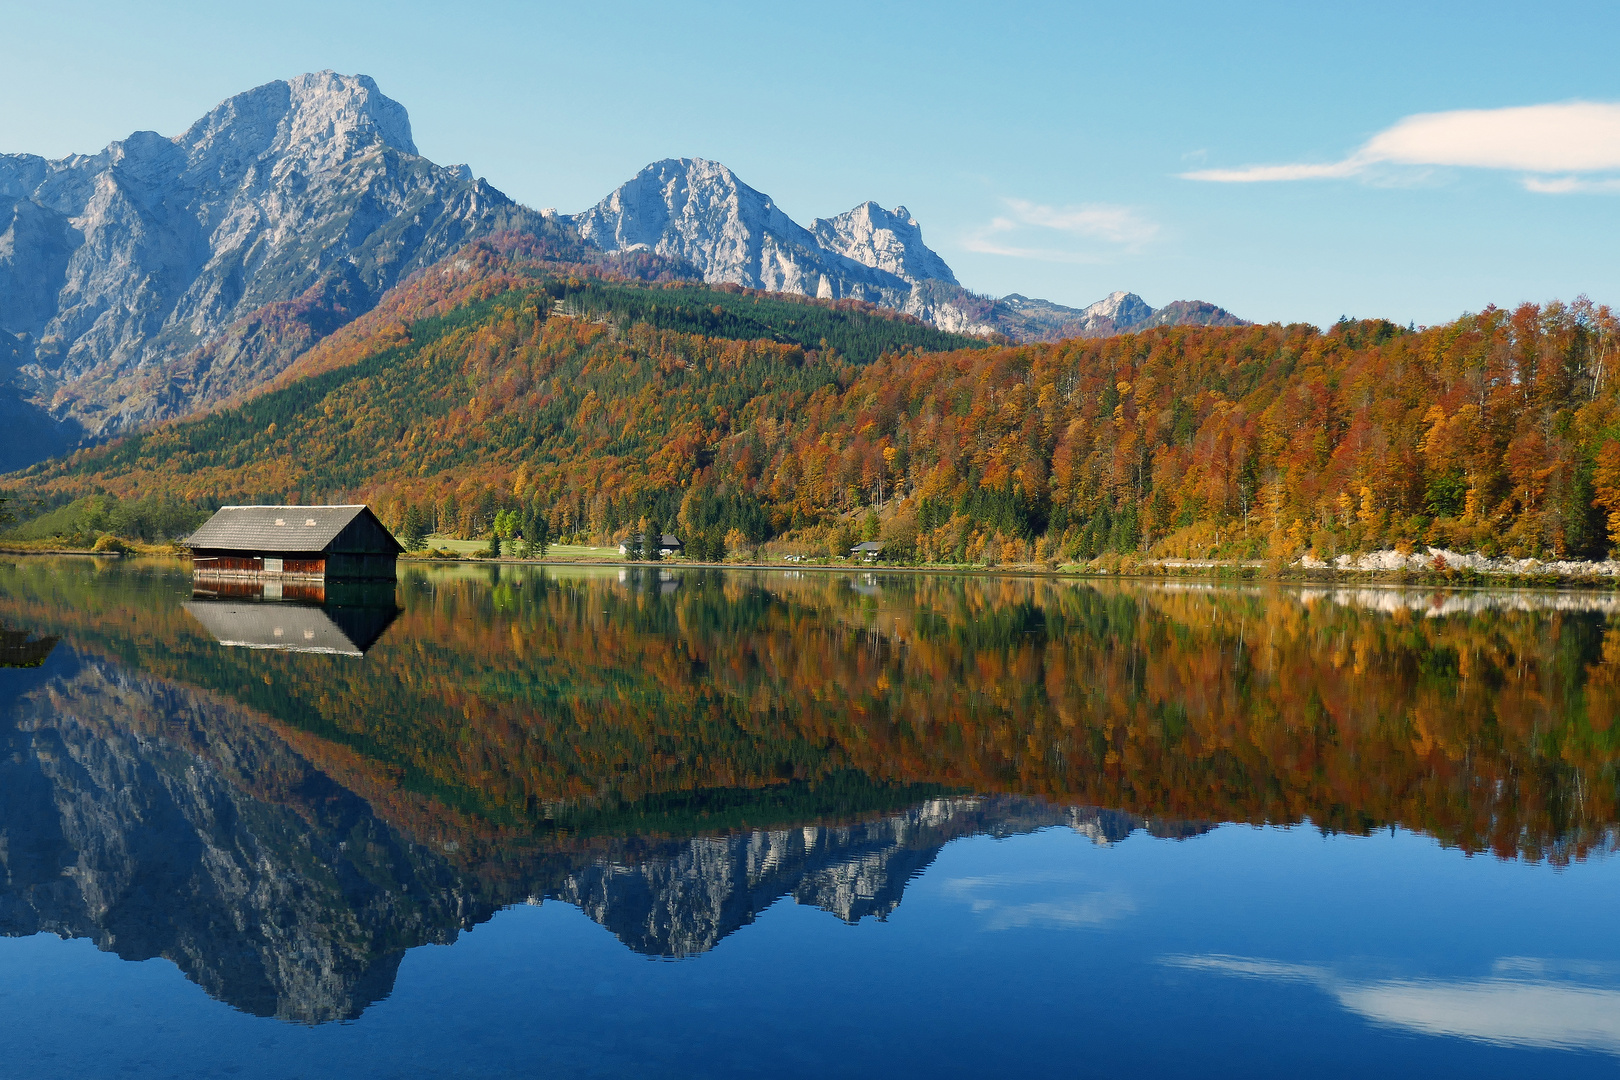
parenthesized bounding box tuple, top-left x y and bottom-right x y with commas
(964, 197, 1159, 262)
(1183, 102, 1620, 193)
(1166, 953, 1620, 1054)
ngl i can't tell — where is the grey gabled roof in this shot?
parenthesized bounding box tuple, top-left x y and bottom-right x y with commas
(851, 541, 884, 552)
(184, 505, 372, 552)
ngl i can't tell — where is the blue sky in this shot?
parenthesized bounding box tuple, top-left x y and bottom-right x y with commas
(4, 0, 1618, 327)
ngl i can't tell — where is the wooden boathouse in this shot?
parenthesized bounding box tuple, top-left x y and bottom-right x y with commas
(184, 505, 403, 582)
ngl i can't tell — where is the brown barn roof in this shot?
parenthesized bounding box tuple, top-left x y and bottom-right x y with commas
(184, 505, 400, 554)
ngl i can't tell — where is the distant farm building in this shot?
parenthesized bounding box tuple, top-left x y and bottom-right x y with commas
(619, 534, 684, 558)
(185, 505, 402, 582)
(851, 541, 884, 561)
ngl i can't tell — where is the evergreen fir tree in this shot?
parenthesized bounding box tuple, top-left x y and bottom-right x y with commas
(401, 503, 429, 552)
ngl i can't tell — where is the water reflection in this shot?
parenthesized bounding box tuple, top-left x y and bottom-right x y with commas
(1167, 955, 1620, 1055)
(0, 638, 1178, 1019)
(0, 558, 1618, 1027)
(183, 598, 400, 656)
(0, 627, 57, 668)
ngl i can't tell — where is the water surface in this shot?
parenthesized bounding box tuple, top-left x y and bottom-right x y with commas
(2, 558, 1618, 1077)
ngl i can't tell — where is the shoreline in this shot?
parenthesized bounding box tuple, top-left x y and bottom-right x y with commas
(391, 554, 1620, 591)
(5, 546, 1617, 592)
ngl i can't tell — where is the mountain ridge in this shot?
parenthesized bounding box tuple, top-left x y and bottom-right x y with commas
(0, 71, 568, 467)
(0, 73, 1247, 473)
(566, 156, 1244, 343)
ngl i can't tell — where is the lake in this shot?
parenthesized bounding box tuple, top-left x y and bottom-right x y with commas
(2, 557, 1619, 1078)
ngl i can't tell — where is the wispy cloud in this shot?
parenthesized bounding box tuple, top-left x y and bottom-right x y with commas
(1524, 175, 1620, 194)
(1184, 102, 1620, 193)
(964, 197, 1159, 262)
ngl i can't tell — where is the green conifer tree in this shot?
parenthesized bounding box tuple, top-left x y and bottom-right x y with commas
(533, 513, 551, 558)
(401, 504, 429, 552)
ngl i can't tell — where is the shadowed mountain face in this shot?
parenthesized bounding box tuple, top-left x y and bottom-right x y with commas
(1, 558, 1616, 1022)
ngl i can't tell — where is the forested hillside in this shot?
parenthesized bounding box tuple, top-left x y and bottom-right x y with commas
(12, 238, 1620, 565)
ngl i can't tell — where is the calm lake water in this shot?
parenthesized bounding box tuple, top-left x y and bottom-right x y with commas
(3, 557, 1620, 1078)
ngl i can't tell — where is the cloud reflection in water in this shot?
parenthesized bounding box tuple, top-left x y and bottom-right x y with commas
(1165, 954, 1620, 1054)
(944, 873, 1137, 931)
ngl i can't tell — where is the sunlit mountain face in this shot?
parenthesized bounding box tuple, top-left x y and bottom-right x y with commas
(3, 558, 1619, 1074)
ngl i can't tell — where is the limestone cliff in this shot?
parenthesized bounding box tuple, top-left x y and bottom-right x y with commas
(0, 71, 562, 467)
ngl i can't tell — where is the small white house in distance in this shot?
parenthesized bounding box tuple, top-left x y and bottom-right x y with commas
(851, 541, 884, 561)
(619, 533, 684, 558)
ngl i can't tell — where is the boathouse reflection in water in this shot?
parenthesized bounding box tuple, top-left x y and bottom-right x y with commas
(184, 579, 400, 657)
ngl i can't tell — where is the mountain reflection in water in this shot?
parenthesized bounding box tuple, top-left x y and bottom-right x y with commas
(0, 558, 1617, 1025)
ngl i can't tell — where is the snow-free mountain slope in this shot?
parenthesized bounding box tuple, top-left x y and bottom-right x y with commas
(810, 202, 959, 286)
(0, 71, 563, 464)
(571, 157, 1244, 344)
(0, 78, 1251, 474)
(570, 158, 918, 306)
(570, 159, 1005, 335)
(995, 290, 1246, 341)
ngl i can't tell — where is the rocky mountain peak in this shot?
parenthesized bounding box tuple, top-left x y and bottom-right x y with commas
(1083, 290, 1153, 327)
(990, 289, 1247, 342)
(571, 158, 913, 308)
(570, 160, 1243, 345)
(572, 157, 807, 281)
(176, 71, 417, 173)
(810, 201, 958, 286)
(0, 71, 554, 468)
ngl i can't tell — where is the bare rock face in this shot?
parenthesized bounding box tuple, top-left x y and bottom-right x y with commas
(0, 71, 557, 467)
(995, 290, 1247, 342)
(1000, 289, 1154, 337)
(571, 159, 1013, 338)
(571, 158, 1247, 346)
(810, 201, 958, 287)
(571, 158, 919, 307)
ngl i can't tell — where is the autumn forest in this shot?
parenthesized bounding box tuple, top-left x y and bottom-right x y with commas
(14, 235, 1620, 566)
